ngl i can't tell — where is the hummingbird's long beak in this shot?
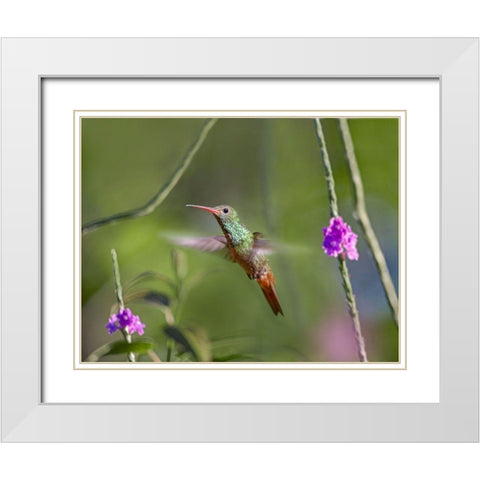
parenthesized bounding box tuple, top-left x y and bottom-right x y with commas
(186, 204, 220, 216)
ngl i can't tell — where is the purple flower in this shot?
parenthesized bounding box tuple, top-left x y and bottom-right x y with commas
(322, 216, 359, 260)
(106, 308, 145, 335)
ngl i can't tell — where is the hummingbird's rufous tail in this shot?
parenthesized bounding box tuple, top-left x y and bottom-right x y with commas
(258, 272, 284, 316)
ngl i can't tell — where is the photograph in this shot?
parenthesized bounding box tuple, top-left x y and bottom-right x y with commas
(80, 115, 400, 364)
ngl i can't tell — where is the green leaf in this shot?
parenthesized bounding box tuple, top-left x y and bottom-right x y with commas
(212, 353, 258, 362)
(171, 248, 188, 280)
(85, 339, 156, 361)
(124, 289, 170, 307)
(184, 268, 222, 292)
(108, 340, 156, 355)
(210, 334, 254, 359)
(123, 271, 176, 294)
(164, 324, 212, 362)
(141, 291, 170, 306)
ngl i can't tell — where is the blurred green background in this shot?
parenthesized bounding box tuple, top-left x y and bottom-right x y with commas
(81, 117, 398, 362)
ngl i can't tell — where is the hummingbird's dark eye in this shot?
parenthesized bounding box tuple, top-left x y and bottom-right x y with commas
(223, 207, 229, 214)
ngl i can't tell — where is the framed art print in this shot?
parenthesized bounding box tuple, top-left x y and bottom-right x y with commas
(1, 38, 478, 441)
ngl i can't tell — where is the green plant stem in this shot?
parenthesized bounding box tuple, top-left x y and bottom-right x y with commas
(165, 301, 179, 362)
(111, 249, 124, 310)
(314, 118, 368, 362)
(111, 249, 135, 362)
(85, 343, 114, 362)
(165, 276, 186, 362)
(82, 118, 218, 235)
(164, 248, 187, 362)
(337, 118, 399, 326)
(314, 119, 339, 218)
(339, 256, 368, 361)
(121, 329, 136, 363)
(147, 350, 162, 362)
(166, 340, 174, 362)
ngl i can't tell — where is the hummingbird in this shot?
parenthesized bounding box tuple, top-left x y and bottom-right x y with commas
(181, 204, 284, 316)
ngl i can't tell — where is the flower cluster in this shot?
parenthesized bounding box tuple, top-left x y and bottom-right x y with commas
(322, 216, 359, 260)
(106, 308, 145, 335)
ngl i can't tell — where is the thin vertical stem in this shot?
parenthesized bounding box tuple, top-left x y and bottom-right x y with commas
(121, 329, 135, 363)
(339, 257, 368, 361)
(166, 340, 174, 362)
(111, 249, 124, 310)
(111, 248, 135, 362)
(314, 119, 339, 218)
(314, 119, 368, 362)
(338, 118, 398, 326)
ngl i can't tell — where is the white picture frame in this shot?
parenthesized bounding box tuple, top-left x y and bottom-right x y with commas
(1, 38, 478, 441)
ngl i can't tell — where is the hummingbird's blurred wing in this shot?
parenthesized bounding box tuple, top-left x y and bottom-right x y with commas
(252, 232, 276, 255)
(168, 235, 234, 261)
(170, 235, 227, 251)
(253, 232, 313, 256)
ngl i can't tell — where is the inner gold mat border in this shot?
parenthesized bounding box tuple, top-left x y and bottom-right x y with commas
(74, 110, 406, 370)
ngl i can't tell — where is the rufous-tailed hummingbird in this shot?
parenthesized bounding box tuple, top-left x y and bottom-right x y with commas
(182, 204, 284, 316)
